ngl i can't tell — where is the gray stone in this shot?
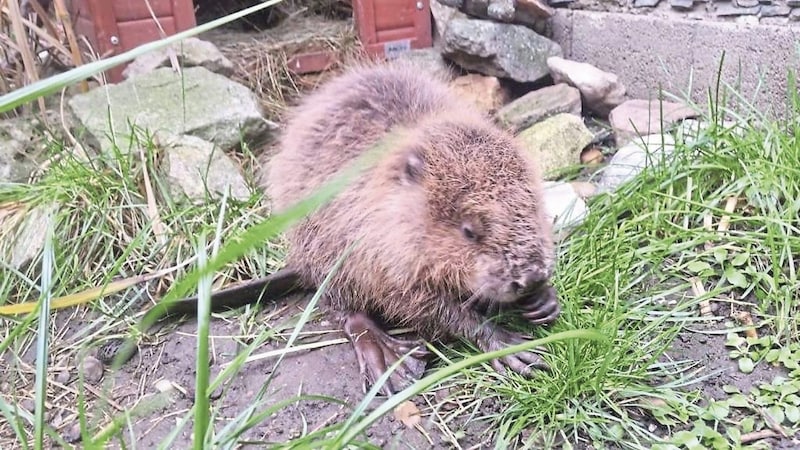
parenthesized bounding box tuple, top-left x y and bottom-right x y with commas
(791, 8, 800, 20)
(609, 99, 697, 145)
(669, 0, 694, 10)
(438, 0, 464, 6)
(496, 83, 581, 132)
(487, 0, 515, 20)
(441, 18, 563, 83)
(542, 181, 588, 233)
(0, 116, 48, 183)
(548, 0, 574, 5)
(760, 4, 791, 15)
(716, 4, 761, 15)
(68, 66, 270, 154)
(634, 0, 661, 6)
(431, 0, 470, 38)
(122, 38, 235, 79)
(158, 133, 251, 201)
(8, 202, 59, 270)
(599, 134, 676, 191)
(788, 0, 800, 6)
(735, 0, 760, 7)
(393, 48, 455, 80)
(517, 113, 593, 179)
(547, 56, 626, 117)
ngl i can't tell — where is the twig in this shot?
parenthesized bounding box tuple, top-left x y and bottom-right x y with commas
(690, 276, 713, 317)
(740, 429, 778, 444)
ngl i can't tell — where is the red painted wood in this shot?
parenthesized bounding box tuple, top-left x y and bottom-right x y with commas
(286, 50, 339, 75)
(352, 0, 432, 60)
(66, 0, 197, 83)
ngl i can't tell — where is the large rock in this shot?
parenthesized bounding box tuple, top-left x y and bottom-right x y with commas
(159, 133, 251, 201)
(517, 113, 593, 179)
(68, 66, 271, 154)
(122, 38, 235, 79)
(547, 56, 626, 118)
(609, 99, 697, 146)
(438, 0, 552, 29)
(599, 133, 676, 190)
(542, 181, 588, 233)
(431, 0, 470, 39)
(441, 18, 563, 83)
(450, 74, 507, 112)
(496, 83, 581, 132)
(7, 202, 59, 270)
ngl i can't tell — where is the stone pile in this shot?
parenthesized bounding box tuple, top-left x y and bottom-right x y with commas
(555, 0, 800, 23)
(395, 0, 704, 233)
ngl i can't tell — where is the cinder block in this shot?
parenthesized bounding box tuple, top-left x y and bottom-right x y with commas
(550, 10, 800, 118)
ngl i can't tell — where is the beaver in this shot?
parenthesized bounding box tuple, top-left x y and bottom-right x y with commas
(261, 61, 561, 394)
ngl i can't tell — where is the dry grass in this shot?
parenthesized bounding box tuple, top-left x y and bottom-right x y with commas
(203, 13, 363, 121)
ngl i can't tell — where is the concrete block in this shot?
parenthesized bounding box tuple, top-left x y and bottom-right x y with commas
(550, 10, 800, 118)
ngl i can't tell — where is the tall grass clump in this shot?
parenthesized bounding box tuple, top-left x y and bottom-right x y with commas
(458, 68, 800, 448)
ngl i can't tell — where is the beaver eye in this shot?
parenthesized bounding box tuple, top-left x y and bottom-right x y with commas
(461, 223, 477, 242)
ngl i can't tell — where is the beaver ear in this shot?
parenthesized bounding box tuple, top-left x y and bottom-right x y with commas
(401, 150, 424, 184)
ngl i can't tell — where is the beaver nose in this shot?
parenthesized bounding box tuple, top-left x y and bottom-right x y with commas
(511, 271, 547, 295)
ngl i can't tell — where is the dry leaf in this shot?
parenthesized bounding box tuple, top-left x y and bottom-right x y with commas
(393, 400, 421, 428)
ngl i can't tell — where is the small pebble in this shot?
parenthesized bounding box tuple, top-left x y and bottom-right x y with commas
(736, 0, 760, 7)
(154, 379, 175, 393)
(55, 370, 70, 384)
(79, 356, 104, 384)
(63, 423, 82, 443)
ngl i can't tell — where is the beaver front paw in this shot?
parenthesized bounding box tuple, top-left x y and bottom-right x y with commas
(516, 284, 560, 326)
(343, 312, 431, 396)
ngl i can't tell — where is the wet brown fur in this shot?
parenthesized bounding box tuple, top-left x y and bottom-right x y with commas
(262, 61, 556, 347)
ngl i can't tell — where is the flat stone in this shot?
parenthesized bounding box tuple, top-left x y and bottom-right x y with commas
(548, 0, 575, 5)
(760, 4, 791, 15)
(496, 83, 581, 132)
(547, 56, 626, 117)
(736, 15, 760, 24)
(599, 134, 676, 191)
(542, 181, 588, 233)
(159, 133, 251, 201)
(68, 66, 271, 154)
(450, 74, 508, 112)
(441, 18, 563, 83)
(633, 0, 661, 6)
(787, 0, 800, 6)
(669, 0, 694, 10)
(735, 0, 760, 7)
(791, 8, 800, 20)
(517, 113, 593, 179)
(716, 4, 761, 15)
(122, 37, 234, 79)
(609, 99, 698, 145)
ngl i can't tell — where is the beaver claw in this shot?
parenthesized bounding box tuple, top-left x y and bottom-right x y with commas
(343, 312, 430, 396)
(517, 284, 560, 326)
(480, 328, 551, 378)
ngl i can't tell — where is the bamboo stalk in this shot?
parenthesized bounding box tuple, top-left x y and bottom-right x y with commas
(7, 0, 46, 114)
(51, 0, 87, 92)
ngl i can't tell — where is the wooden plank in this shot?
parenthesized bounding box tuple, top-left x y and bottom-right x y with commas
(117, 16, 177, 49)
(171, 0, 197, 31)
(287, 50, 339, 75)
(111, 0, 173, 22)
(374, 0, 414, 31)
(352, 0, 377, 45)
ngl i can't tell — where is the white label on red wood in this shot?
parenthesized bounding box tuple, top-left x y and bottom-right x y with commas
(384, 39, 412, 59)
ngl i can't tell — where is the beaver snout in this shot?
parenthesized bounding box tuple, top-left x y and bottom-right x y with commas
(510, 270, 548, 296)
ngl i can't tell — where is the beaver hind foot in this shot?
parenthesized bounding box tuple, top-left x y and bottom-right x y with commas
(343, 312, 430, 396)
